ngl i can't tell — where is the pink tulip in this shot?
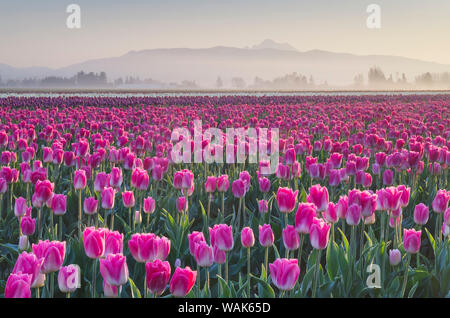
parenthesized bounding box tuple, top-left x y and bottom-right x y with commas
(34, 180, 54, 206)
(205, 176, 217, 193)
(217, 175, 229, 192)
(177, 196, 187, 213)
(58, 264, 80, 293)
(213, 245, 226, 264)
(360, 191, 377, 217)
(389, 249, 402, 266)
(21, 216, 36, 236)
(403, 229, 421, 254)
(4, 272, 32, 298)
(169, 266, 197, 297)
(258, 224, 274, 247)
(432, 190, 450, 213)
(94, 172, 110, 192)
(276, 187, 298, 213)
(336, 195, 348, 219)
(14, 197, 27, 217)
(307, 184, 329, 212)
(241, 227, 255, 248)
(269, 258, 300, 291)
(146, 259, 171, 296)
(209, 224, 234, 251)
(143, 197, 156, 214)
(109, 167, 123, 188)
(258, 177, 271, 193)
(188, 231, 206, 255)
(379, 187, 402, 211)
(101, 187, 115, 210)
(346, 203, 362, 226)
(173, 169, 194, 190)
(32, 240, 66, 273)
(131, 168, 149, 190)
(12, 251, 44, 287)
(413, 203, 429, 225)
(295, 203, 317, 234)
(122, 191, 135, 208)
(382, 169, 393, 185)
(83, 227, 107, 259)
(282, 225, 300, 250)
(324, 202, 338, 223)
(309, 218, 331, 250)
(84, 197, 98, 215)
(73, 169, 87, 190)
(445, 208, 450, 226)
(231, 179, 246, 198)
(105, 230, 124, 256)
(51, 194, 67, 215)
(99, 253, 129, 286)
(194, 242, 214, 267)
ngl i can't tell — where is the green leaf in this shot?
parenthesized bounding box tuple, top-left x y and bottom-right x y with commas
(408, 281, 419, 298)
(326, 241, 339, 280)
(249, 273, 275, 298)
(217, 275, 232, 298)
(424, 227, 436, 255)
(128, 278, 141, 298)
(337, 227, 349, 253)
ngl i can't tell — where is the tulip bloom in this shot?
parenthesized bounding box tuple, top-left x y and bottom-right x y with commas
(282, 225, 300, 251)
(84, 197, 98, 215)
(295, 203, 317, 234)
(307, 184, 329, 212)
(105, 231, 124, 256)
(231, 179, 246, 198)
(204, 176, 217, 193)
(241, 227, 255, 248)
(169, 266, 197, 297)
(309, 218, 331, 250)
(403, 229, 421, 254)
(122, 191, 135, 208)
(258, 224, 274, 247)
(51, 194, 67, 215)
(389, 249, 402, 266)
(432, 190, 450, 213)
(21, 216, 36, 236)
(194, 243, 214, 267)
(109, 167, 123, 188)
(99, 253, 129, 287)
(34, 180, 54, 206)
(14, 197, 27, 217)
(209, 224, 234, 251)
(101, 187, 115, 210)
(131, 168, 150, 190)
(146, 259, 171, 296)
(5, 272, 32, 298)
(12, 251, 44, 287)
(413, 203, 429, 225)
(32, 240, 66, 273)
(73, 169, 87, 190)
(143, 197, 156, 214)
(276, 187, 298, 213)
(58, 264, 80, 293)
(346, 204, 362, 226)
(269, 258, 300, 291)
(258, 199, 269, 214)
(83, 227, 107, 259)
(188, 231, 206, 255)
(217, 175, 229, 192)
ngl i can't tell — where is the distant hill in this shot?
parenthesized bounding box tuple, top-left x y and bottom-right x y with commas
(1, 39, 450, 87)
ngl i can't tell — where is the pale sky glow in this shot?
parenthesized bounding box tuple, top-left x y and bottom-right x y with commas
(0, 0, 449, 68)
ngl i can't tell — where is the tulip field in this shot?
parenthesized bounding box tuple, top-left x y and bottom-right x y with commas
(0, 94, 449, 299)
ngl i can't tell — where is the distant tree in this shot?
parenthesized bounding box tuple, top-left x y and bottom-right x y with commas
(216, 76, 223, 88)
(353, 73, 364, 87)
(368, 66, 386, 85)
(231, 77, 246, 89)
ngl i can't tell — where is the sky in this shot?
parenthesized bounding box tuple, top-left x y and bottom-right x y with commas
(1, 0, 449, 68)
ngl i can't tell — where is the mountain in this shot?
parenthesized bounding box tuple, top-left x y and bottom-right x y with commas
(250, 39, 298, 52)
(1, 40, 450, 87)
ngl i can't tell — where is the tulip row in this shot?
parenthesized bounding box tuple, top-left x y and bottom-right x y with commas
(0, 95, 449, 298)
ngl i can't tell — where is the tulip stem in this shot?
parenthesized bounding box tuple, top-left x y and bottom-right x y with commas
(50, 272, 54, 298)
(110, 209, 114, 230)
(221, 192, 225, 216)
(206, 269, 210, 298)
(247, 247, 251, 298)
(218, 264, 222, 296)
(78, 190, 82, 238)
(66, 292, 70, 298)
(225, 252, 229, 284)
(401, 254, 411, 298)
(264, 246, 269, 279)
(36, 287, 40, 298)
(38, 206, 42, 239)
(92, 259, 97, 298)
(59, 215, 63, 241)
(197, 264, 201, 297)
(312, 249, 322, 298)
(297, 235, 304, 270)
